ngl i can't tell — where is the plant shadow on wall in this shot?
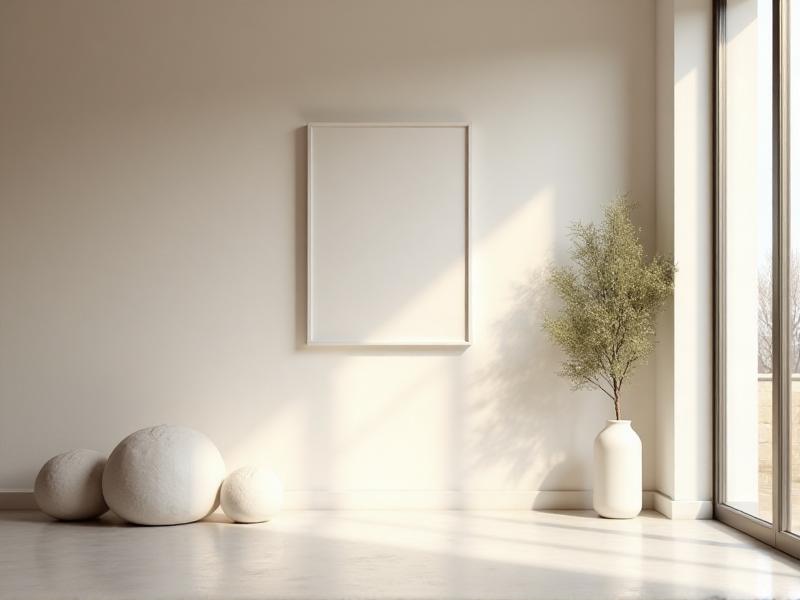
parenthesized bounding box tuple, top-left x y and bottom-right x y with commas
(471, 268, 590, 491)
(471, 198, 676, 496)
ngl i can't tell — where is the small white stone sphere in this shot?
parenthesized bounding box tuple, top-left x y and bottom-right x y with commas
(221, 465, 283, 523)
(102, 425, 225, 526)
(34, 449, 108, 520)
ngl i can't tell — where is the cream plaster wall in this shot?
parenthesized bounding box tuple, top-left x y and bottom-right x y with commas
(655, 0, 714, 514)
(0, 0, 657, 505)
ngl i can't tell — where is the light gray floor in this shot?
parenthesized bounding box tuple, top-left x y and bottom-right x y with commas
(0, 509, 798, 599)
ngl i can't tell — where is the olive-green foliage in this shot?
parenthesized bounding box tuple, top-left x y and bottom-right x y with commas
(543, 197, 676, 420)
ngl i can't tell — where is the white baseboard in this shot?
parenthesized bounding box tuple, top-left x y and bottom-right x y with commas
(282, 490, 607, 510)
(1, 489, 660, 512)
(652, 491, 713, 519)
(0, 490, 37, 510)
(1, 489, 712, 517)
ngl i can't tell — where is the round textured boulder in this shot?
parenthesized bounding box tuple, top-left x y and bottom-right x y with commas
(34, 449, 108, 520)
(102, 425, 225, 526)
(221, 465, 283, 523)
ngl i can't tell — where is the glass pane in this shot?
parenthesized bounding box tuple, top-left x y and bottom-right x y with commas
(790, 0, 800, 534)
(723, 0, 774, 523)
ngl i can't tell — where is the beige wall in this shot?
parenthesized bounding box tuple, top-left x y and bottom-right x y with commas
(655, 0, 713, 513)
(0, 0, 657, 505)
(655, 0, 677, 501)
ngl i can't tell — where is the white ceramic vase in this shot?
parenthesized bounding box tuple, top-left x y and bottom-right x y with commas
(593, 420, 642, 519)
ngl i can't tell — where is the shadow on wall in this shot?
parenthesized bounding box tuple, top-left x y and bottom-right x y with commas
(470, 268, 590, 490)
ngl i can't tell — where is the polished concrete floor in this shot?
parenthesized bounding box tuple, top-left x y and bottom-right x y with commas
(0, 509, 798, 599)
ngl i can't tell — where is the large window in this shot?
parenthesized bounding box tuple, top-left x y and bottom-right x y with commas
(716, 0, 800, 557)
(720, 0, 774, 525)
(788, 0, 800, 535)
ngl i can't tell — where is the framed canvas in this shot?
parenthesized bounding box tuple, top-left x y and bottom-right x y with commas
(307, 122, 471, 347)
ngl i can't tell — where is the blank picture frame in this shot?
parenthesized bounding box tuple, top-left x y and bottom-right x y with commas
(307, 122, 471, 347)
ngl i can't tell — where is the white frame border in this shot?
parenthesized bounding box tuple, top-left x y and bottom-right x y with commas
(306, 122, 472, 348)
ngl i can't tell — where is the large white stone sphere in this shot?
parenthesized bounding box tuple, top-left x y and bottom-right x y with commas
(102, 425, 225, 526)
(34, 449, 108, 520)
(220, 465, 283, 523)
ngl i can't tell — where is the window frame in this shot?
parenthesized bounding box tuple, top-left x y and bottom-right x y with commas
(714, 0, 800, 558)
